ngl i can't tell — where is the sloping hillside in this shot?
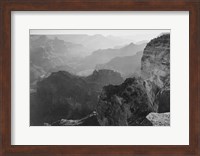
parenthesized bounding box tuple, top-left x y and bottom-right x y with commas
(96, 51, 143, 76)
(76, 43, 146, 72)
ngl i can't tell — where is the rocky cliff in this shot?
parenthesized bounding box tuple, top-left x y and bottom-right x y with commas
(141, 34, 170, 88)
(96, 34, 170, 126)
(141, 34, 170, 113)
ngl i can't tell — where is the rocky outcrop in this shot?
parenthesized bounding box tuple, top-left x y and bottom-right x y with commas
(154, 75, 170, 113)
(96, 34, 170, 126)
(141, 34, 170, 113)
(146, 112, 170, 126)
(85, 69, 123, 91)
(96, 77, 157, 126)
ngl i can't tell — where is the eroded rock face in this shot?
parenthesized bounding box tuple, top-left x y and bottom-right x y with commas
(141, 34, 170, 88)
(141, 34, 170, 113)
(155, 77, 170, 113)
(97, 77, 155, 126)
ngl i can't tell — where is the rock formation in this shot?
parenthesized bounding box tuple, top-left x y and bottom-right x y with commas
(146, 112, 170, 126)
(97, 77, 156, 126)
(97, 34, 170, 126)
(141, 34, 170, 113)
(31, 34, 170, 126)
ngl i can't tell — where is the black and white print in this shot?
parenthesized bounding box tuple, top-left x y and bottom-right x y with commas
(30, 30, 170, 126)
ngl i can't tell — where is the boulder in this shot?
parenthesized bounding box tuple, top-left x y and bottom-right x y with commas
(146, 112, 170, 126)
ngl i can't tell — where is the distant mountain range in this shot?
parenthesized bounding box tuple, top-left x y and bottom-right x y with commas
(30, 35, 86, 83)
(47, 34, 137, 52)
(30, 35, 90, 58)
(30, 35, 147, 82)
(75, 42, 146, 73)
(95, 51, 143, 77)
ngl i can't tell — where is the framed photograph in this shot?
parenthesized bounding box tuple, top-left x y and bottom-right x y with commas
(0, 0, 199, 155)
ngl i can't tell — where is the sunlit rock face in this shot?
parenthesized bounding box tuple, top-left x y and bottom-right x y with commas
(141, 34, 170, 113)
(141, 34, 170, 88)
(147, 112, 170, 126)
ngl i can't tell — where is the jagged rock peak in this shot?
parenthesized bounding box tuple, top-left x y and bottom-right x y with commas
(50, 70, 78, 79)
(86, 69, 124, 86)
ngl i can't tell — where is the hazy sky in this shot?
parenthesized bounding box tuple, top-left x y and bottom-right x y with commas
(30, 29, 170, 42)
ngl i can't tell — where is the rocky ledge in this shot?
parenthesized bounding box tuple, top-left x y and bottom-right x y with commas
(44, 111, 100, 126)
(146, 112, 170, 126)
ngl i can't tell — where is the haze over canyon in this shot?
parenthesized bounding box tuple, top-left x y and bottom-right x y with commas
(30, 31, 170, 126)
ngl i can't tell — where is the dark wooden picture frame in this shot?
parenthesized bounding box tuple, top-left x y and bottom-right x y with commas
(0, 0, 200, 155)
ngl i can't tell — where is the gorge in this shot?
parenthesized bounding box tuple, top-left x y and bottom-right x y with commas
(30, 33, 170, 126)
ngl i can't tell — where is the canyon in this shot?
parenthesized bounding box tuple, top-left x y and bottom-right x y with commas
(30, 33, 170, 126)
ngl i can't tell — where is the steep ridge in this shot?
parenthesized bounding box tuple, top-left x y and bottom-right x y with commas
(95, 51, 143, 77)
(85, 69, 123, 90)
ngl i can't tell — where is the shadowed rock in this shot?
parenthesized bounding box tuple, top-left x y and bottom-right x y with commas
(31, 69, 123, 125)
(97, 77, 156, 126)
